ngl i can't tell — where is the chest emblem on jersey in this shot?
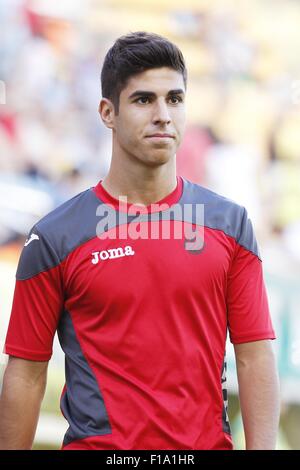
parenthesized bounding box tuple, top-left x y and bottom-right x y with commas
(91, 245, 135, 264)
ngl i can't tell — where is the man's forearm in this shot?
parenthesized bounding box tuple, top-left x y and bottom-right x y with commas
(0, 358, 47, 449)
(235, 343, 280, 450)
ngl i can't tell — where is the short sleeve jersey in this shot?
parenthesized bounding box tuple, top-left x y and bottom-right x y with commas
(4, 177, 275, 450)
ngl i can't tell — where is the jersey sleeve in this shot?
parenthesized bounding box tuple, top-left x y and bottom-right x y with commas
(226, 208, 276, 344)
(4, 226, 64, 361)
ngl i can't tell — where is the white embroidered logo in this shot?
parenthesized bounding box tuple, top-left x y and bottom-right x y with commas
(24, 233, 40, 247)
(91, 245, 135, 264)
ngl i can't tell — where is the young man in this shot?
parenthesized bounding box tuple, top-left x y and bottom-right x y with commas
(0, 32, 280, 450)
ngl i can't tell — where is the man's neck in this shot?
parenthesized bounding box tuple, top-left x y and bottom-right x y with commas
(101, 160, 177, 206)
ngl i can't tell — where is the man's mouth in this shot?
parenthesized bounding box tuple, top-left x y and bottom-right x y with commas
(146, 133, 175, 139)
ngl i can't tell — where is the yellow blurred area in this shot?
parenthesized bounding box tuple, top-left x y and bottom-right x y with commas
(83, 0, 300, 151)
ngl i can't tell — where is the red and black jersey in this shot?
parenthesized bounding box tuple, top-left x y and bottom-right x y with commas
(4, 176, 275, 449)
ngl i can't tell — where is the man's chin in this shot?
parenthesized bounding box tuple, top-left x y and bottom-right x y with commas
(142, 152, 173, 166)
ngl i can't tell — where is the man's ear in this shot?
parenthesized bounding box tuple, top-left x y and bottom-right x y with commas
(99, 98, 115, 129)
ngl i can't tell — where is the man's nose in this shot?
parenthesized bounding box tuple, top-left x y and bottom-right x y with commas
(152, 100, 171, 125)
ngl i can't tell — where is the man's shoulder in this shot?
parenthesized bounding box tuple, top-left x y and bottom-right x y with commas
(181, 178, 245, 215)
(29, 186, 101, 261)
(36, 188, 92, 232)
(181, 178, 253, 246)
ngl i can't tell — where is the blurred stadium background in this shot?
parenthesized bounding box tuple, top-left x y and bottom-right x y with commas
(0, 0, 300, 450)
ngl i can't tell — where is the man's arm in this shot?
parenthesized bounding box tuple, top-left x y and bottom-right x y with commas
(0, 356, 48, 449)
(234, 339, 280, 450)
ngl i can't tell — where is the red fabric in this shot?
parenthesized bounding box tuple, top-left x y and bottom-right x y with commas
(227, 244, 274, 344)
(4, 180, 275, 450)
(4, 264, 64, 361)
(62, 223, 234, 449)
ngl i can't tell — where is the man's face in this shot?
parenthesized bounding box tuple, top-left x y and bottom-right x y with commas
(106, 67, 186, 167)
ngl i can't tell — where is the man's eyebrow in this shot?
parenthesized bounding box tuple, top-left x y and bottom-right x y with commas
(128, 89, 185, 100)
(167, 89, 185, 96)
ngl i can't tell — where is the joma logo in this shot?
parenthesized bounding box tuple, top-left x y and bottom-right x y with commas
(91, 245, 135, 264)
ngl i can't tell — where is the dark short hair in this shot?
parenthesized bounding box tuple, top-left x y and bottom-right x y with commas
(101, 31, 187, 113)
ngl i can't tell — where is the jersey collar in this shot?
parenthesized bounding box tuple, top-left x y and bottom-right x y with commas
(93, 176, 183, 214)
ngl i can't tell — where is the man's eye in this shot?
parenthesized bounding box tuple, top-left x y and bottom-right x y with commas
(169, 95, 182, 104)
(136, 97, 150, 104)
